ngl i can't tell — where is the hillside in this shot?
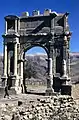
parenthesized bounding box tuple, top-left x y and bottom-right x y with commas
(70, 53, 79, 83)
(25, 53, 79, 84)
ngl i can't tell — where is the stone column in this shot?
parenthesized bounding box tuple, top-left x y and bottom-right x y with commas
(62, 59, 67, 77)
(17, 43, 20, 75)
(7, 51, 10, 75)
(3, 43, 7, 86)
(5, 21, 7, 34)
(46, 56, 54, 95)
(18, 19, 20, 31)
(62, 36, 67, 77)
(48, 58, 53, 88)
(68, 50, 70, 76)
(14, 43, 17, 76)
(62, 14, 68, 77)
(4, 44, 7, 75)
(67, 39, 70, 76)
(53, 49, 56, 74)
(20, 61, 23, 84)
(15, 20, 17, 33)
(20, 53, 23, 85)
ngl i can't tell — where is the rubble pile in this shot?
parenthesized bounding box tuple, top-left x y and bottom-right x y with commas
(0, 95, 79, 120)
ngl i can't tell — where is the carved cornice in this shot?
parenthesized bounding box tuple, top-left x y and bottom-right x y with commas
(2, 33, 20, 38)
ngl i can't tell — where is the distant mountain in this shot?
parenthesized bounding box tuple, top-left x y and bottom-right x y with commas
(0, 53, 79, 84)
(70, 53, 79, 83)
(25, 53, 79, 84)
(24, 54, 47, 84)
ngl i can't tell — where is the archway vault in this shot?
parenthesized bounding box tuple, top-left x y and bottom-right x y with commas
(24, 44, 48, 55)
(23, 46, 48, 93)
(2, 9, 72, 95)
(20, 35, 51, 56)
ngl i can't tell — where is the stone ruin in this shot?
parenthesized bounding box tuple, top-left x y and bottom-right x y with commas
(0, 95, 79, 120)
(1, 9, 72, 95)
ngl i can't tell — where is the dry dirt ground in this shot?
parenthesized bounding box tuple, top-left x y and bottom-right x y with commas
(0, 85, 47, 104)
(0, 85, 79, 120)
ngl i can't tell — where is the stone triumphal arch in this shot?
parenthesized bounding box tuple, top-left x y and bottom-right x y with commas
(2, 9, 72, 95)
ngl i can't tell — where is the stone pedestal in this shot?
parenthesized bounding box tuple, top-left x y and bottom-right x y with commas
(46, 77, 56, 96)
(61, 84, 71, 95)
(1, 75, 7, 87)
(45, 88, 56, 96)
(10, 75, 22, 94)
(0, 86, 21, 96)
(0, 87, 5, 97)
(53, 76, 61, 92)
(60, 77, 71, 95)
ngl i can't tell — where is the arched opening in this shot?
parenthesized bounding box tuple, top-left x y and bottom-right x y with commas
(23, 46, 48, 94)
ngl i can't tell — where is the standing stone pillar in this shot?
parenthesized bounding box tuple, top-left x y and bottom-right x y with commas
(48, 58, 53, 88)
(7, 51, 10, 76)
(62, 59, 67, 77)
(62, 36, 67, 77)
(3, 43, 7, 86)
(18, 19, 20, 31)
(67, 50, 70, 76)
(18, 52, 25, 93)
(46, 56, 54, 95)
(53, 49, 56, 74)
(11, 42, 18, 87)
(20, 53, 23, 85)
(15, 20, 17, 33)
(5, 21, 7, 34)
(14, 42, 22, 94)
(14, 43, 17, 76)
(67, 34, 71, 77)
(61, 35, 71, 95)
(20, 61, 23, 85)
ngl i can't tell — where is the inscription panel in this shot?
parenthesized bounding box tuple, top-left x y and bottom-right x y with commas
(20, 16, 50, 34)
(19, 15, 67, 35)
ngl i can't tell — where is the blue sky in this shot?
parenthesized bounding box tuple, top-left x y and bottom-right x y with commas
(0, 0, 79, 54)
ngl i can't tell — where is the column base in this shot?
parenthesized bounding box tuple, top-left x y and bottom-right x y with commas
(45, 88, 56, 96)
(9, 75, 22, 94)
(0, 86, 22, 96)
(1, 75, 8, 86)
(53, 75, 61, 92)
(60, 76, 71, 85)
(61, 85, 72, 95)
(1, 75, 7, 80)
(0, 87, 5, 97)
(60, 76, 71, 95)
(9, 86, 26, 94)
(11, 86, 22, 94)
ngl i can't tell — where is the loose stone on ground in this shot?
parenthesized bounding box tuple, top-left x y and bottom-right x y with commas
(0, 94, 79, 120)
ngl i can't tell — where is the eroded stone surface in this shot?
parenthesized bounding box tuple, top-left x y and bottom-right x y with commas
(0, 94, 79, 120)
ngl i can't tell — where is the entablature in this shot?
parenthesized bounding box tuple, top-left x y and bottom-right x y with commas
(4, 10, 70, 38)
